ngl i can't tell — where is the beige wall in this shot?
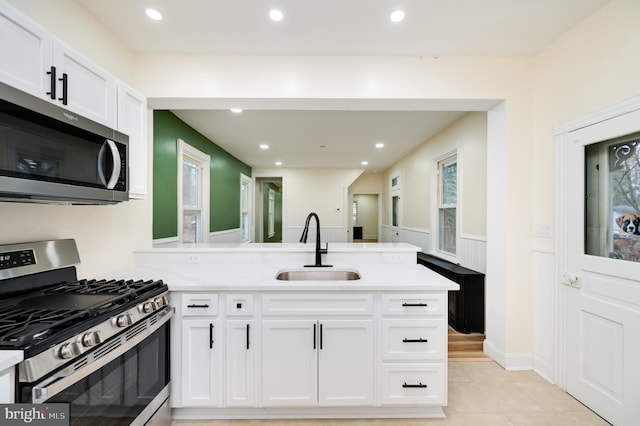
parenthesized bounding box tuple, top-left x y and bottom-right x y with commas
(353, 194, 378, 239)
(382, 112, 487, 237)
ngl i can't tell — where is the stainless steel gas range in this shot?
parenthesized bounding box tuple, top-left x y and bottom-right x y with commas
(0, 239, 173, 425)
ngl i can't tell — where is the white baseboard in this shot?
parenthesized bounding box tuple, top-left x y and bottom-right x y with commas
(483, 339, 533, 371)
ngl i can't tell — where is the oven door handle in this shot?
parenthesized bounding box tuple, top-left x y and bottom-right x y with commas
(31, 306, 173, 404)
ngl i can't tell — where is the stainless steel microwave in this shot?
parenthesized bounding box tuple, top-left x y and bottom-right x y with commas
(0, 81, 128, 204)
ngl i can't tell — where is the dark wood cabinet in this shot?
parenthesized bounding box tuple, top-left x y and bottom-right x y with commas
(417, 253, 485, 334)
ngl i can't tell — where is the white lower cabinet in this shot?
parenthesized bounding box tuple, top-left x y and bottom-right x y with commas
(173, 290, 448, 416)
(262, 319, 373, 407)
(181, 319, 220, 406)
(225, 320, 255, 407)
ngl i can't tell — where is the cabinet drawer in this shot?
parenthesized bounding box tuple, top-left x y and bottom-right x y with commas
(380, 364, 445, 405)
(262, 294, 372, 316)
(225, 294, 254, 316)
(382, 319, 445, 361)
(381, 293, 444, 316)
(181, 293, 219, 316)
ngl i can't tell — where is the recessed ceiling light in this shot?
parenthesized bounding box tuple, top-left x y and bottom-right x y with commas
(230, 108, 243, 113)
(375, 143, 385, 148)
(390, 10, 405, 23)
(269, 9, 284, 22)
(275, 161, 283, 166)
(145, 8, 163, 21)
(361, 161, 369, 166)
(260, 144, 269, 150)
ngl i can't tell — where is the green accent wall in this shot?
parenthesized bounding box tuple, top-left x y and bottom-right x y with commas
(262, 182, 282, 243)
(153, 110, 252, 240)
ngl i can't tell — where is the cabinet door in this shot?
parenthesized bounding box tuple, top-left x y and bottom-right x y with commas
(262, 320, 317, 406)
(0, 2, 53, 99)
(318, 320, 374, 406)
(117, 82, 147, 198)
(225, 320, 254, 407)
(53, 42, 115, 126)
(181, 319, 219, 406)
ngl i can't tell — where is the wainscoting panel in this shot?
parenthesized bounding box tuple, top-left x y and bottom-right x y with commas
(401, 227, 431, 253)
(459, 235, 487, 274)
(283, 226, 347, 243)
(209, 228, 242, 243)
(532, 247, 556, 382)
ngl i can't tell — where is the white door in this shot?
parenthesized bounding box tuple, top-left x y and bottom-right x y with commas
(558, 104, 640, 426)
(262, 319, 318, 406)
(318, 320, 374, 406)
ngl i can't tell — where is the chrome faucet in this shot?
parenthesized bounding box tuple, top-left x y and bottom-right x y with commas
(299, 212, 332, 267)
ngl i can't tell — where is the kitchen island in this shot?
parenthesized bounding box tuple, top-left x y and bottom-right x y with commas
(126, 242, 459, 420)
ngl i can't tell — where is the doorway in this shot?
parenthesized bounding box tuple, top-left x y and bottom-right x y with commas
(352, 194, 379, 242)
(255, 177, 283, 243)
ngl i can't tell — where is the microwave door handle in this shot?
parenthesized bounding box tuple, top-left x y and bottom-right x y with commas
(97, 139, 121, 189)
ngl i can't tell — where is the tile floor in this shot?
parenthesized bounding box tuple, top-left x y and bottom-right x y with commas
(171, 360, 610, 426)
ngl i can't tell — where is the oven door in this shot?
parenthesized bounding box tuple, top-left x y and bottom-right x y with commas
(19, 308, 172, 426)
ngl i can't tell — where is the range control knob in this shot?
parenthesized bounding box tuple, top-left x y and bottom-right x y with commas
(58, 342, 82, 359)
(114, 313, 133, 328)
(138, 301, 156, 314)
(154, 296, 169, 308)
(81, 331, 102, 347)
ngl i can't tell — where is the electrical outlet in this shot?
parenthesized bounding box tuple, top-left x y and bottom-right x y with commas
(186, 254, 201, 264)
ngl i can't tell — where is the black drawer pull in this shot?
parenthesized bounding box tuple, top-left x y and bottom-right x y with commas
(246, 324, 250, 350)
(187, 304, 210, 308)
(402, 382, 427, 388)
(402, 338, 428, 343)
(209, 323, 214, 349)
(402, 302, 427, 307)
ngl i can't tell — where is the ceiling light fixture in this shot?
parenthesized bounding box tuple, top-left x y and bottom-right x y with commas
(145, 8, 163, 21)
(361, 161, 369, 166)
(390, 10, 405, 23)
(230, 108, 243, 113)
(269, 9, 284, 22)
(375, 143, 385, 148)
(275, 161, 283, 166)
(260, 144, 269, 150)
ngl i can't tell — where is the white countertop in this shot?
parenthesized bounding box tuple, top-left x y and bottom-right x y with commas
(0, 351, 23, 371)
(142, 242, 421, 253)
(104, 263, 459, 292)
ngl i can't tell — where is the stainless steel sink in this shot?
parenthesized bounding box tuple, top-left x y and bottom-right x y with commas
(275, 268, 361, 281)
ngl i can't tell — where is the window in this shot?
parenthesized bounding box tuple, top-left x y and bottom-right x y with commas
(178, 139, 210, 243)
(268, 188, 275, 238)
(585, 132, 640, 262)
(437, 154, 457, 255)
(352, 201, 358, 224)
(240, 174, 252, 242)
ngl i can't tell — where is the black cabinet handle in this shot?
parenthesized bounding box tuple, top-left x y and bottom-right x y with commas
(313, 323, 317, 350)
(402, 338, 428, 343)
(402, 302, 427, 307)
(402, 382, 427, 388)
(187, 304, 210, 308)
(58, 73, 68, 105)
(246, 324, 250, 350)
(320, 323, 323, 350)
(46, 66, 56, 99)
(209, 323, 214, 349)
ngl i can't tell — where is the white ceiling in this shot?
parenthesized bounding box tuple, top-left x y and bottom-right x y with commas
(75, 0, 609, 170)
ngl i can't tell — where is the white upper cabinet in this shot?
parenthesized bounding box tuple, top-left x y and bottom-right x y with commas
(53, 42, 115, 127)
(0, 1, 147, 199)
(117, 83, 147, 199)
(0, 3, 52, 98)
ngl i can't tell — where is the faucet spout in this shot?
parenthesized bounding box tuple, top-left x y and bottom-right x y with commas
(299, 212, 332, 268)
